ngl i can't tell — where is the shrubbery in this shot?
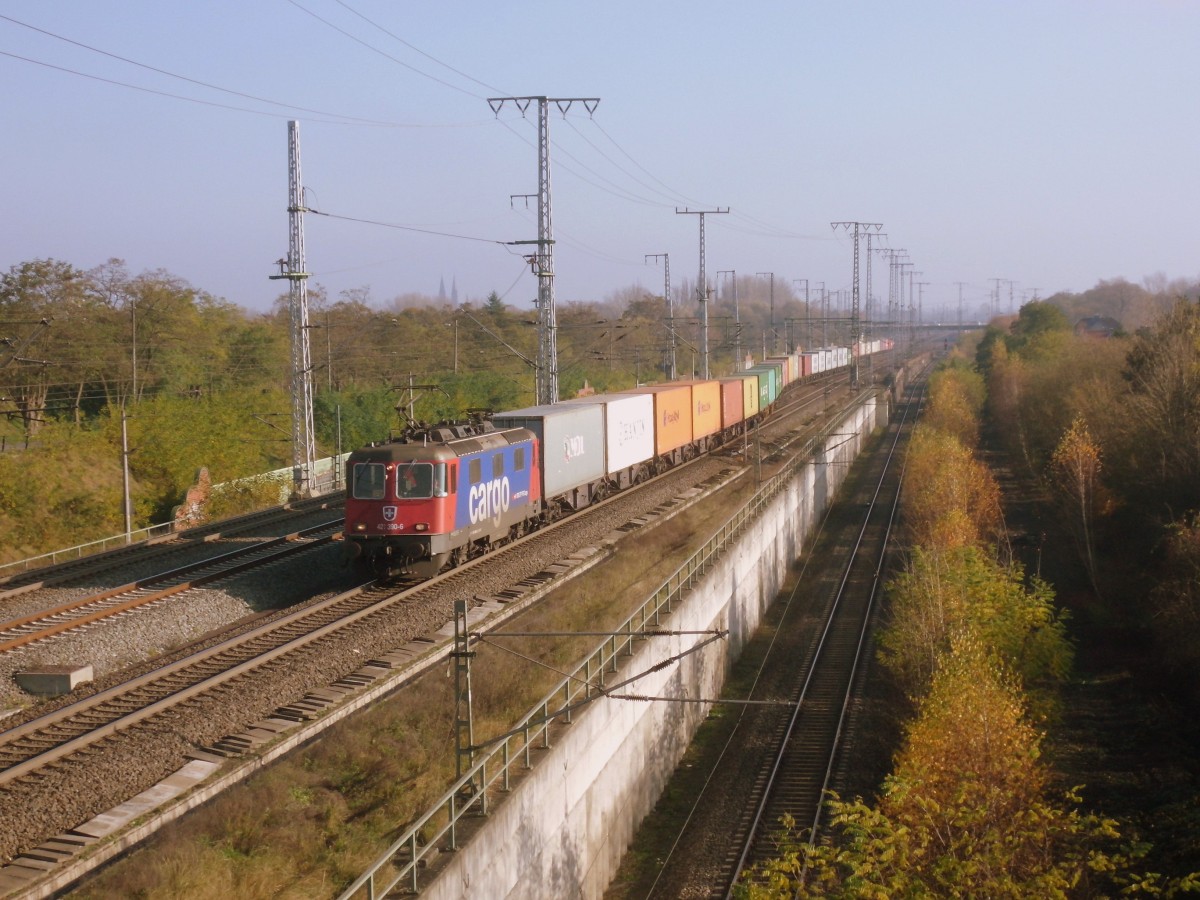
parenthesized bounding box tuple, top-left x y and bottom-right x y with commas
(740, 356, 1156, 897)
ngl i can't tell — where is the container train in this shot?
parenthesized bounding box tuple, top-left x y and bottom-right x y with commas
(342, 339, 893, 578)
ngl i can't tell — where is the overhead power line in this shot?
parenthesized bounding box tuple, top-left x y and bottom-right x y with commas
(285, 0, 487, 101)
(330, 0, 510, 96)
(0, 14, 432, 127)
(307, 208, 515, 247)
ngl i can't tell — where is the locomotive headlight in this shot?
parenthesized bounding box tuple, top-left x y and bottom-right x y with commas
(354, 522, 367, 532)
(414, 523, 429, 532)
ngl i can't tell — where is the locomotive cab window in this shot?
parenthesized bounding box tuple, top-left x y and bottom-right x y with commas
(432, 463, 449, 497)
(351, 463, 387, 500)
(396, 463, 434, 500)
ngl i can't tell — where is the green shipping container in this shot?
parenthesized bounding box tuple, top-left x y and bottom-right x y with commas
(744, 365, 779, 408)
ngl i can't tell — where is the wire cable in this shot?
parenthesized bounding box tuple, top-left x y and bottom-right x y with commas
(330, 0, 511, 97)
(0, 13, 423, 127)
(285, 0, 485, 101)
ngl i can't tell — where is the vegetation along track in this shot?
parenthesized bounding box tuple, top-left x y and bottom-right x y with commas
(723, 375, 925, 894)
(628, 369, 926, 899)
(0, 372, 879, 880)
(0, 446, 740, 785)
(0, 447, 746, 871)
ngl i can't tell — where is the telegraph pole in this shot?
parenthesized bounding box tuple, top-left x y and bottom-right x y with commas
(899, 263, 915, 351)
(879, 248, 906, 328)
(954, 281, 968, 327)
(793, 279, 809, 350)
(646, 253, 675, 380)
(863, 233, 884, 377)
(269, 120, 316, 498)
(988, 277, 1004, 320)
(756, 272, 776, 354)
(816, 281, 827, 346)
(489, 96, 600, 404)
(717, 270, 740, 370)
(864, 233, 885, 336)
(831, 221, 882, 387)
(676, 207, 728, 379)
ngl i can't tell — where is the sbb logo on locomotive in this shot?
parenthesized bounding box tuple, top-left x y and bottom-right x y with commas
(468, 476, 511, 526)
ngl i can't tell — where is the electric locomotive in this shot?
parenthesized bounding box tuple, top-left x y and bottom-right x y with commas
(343, 419, 540, 578)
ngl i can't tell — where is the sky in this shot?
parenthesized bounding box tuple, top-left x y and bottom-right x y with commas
(2, 1, 1198, 323)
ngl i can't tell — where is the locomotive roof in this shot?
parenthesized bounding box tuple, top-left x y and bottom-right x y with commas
(350, 425, 534, 462)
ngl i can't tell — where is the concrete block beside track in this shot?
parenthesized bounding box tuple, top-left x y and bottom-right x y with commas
(13, 665, 93, 697)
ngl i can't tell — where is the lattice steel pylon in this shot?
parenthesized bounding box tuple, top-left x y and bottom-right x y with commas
(831, 221, 882, 388)
(269, 120, 316, 497)
(646, 253, 675, 380)
(676, 207, 728, 379)
(489, 96, 600, 405)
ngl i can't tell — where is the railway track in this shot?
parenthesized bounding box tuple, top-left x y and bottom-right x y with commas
(0, 521, 343, 655)
(0, 448, 736, 794)
(625, 367, 924, 898)
(0, 369, 881, 893)
(0, 494, 344, 598)
(720, 374, 926, 894)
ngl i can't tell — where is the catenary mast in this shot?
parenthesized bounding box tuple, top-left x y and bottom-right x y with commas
(488, 96, 599, 405)
(270, 120, 316, 497)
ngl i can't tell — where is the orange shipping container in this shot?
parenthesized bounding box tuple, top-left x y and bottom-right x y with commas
(678, 379, 723, 439)
(623, 384, 693, 456)
(767, 354, 798, 385)
(717, 378, 746, 430)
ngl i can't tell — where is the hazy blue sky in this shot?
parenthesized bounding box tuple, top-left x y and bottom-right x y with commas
(2, 1, 1197, 321)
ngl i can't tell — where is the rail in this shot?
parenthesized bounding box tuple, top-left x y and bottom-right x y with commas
(338, 390, 878, 899)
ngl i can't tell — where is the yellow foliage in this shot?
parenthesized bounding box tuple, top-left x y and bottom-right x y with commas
(925, 365, 986, 449)
(904, 426, 1003, 553)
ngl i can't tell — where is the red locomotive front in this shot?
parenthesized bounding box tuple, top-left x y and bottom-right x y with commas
(343, 422, 540, 579)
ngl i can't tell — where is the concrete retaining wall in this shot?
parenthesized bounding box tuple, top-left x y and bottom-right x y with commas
(424, 393, 888, 899)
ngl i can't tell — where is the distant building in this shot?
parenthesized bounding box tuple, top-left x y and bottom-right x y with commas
(1074, 315, 1121, 339)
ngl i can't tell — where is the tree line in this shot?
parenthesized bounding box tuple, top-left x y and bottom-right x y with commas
(0, 256, 823, 563)
(741, 294, 1200, 896)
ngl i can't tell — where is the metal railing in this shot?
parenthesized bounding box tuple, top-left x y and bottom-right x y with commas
(338, 394, 874, 899)
(0, 523, 180, 577)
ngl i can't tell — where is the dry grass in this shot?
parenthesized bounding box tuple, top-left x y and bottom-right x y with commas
(69, 470, 753, 899)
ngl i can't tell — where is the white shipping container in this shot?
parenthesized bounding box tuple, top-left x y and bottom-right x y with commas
(492, 403, 607, 498)
(565, 392, 655, 475)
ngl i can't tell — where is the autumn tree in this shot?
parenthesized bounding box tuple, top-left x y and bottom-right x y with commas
(1050, 416, 1106, 594)
(743, 639, 1148, 899)
(1118, 298, 1200, 520)
(878, 545, 1071, 702)
(902, 425, 1003, 552)
(923, 362, 985, 450)
(0, 259, 92, 433)
(1149, 518, 1200, 678)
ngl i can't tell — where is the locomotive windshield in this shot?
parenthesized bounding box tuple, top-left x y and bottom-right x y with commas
(397, 462, 435, 499)
(351, 462, 387, 500)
